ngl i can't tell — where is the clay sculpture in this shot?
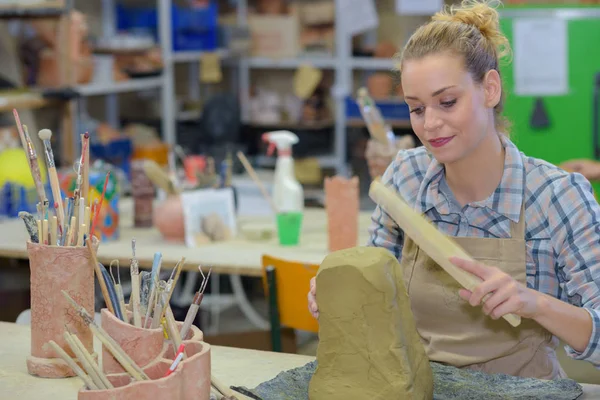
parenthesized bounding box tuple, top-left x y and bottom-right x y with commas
(308, 246, 433, 399)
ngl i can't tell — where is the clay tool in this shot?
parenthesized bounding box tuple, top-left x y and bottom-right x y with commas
(18, 211, 39, 243)
(164, 305, 182, 353)
(211, 374, 243, 400)
(61, 290, 149, 381)
(90, 171, 110, 239)
(180, 266, 212, 339)
(150, 281, 167, 329)
(368, 179, 521, 327)
(86, 236, 116, 316)
(144, 273, 161, 329)
(236, 151, 277, 213)
(66, 216, 77, 246)
(164, 257, 186, 311)
(144, 252, 163, 328)
(110, 260, 127, 321)
(84, 206, 91, 235)
(164, 343, 186, 377)
(98, 262, 124, 321)
(140, 271, 152, 313)
(63, 330, 111, 389)
(46, 340, 98, 390)
(38, 129, 65, 230)
(129, 239, 142, 327)
(230, 387, 262, 400)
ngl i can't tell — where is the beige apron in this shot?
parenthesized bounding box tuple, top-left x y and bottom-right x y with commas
(400, 201, 567, 379)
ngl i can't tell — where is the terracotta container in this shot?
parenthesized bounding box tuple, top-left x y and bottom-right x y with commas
(324, 176, 359, 252)
(101, 309, 204, 375)
(81, 311, 211, 400)
(367, 73, 393, 99)
(153, 195, 185, 243)
(26, 239, 99, 378)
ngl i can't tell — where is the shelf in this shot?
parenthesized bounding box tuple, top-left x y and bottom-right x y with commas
(247, 119, 334, 130)
(178, 110, 202, 121)
(172, 48, 232, 63)
(351, 57, 397, 71)
(0, 0, 68, 18)
(0, 92, 57, 112)
(247, 56, 337, 69)
(75, 77, 163, 96)
(347, 118, 411, 129)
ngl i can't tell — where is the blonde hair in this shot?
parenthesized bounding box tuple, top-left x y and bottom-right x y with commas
(398, 0, 512, 134)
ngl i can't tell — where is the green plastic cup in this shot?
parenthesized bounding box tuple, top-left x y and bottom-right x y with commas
(276, 212, 303, 246)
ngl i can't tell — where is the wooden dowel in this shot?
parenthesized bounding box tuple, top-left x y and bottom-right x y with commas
(236, 151, 277, 213)
(42, 218, 48, 245)
(368, 180, 521, 328)
(130, 269, 142, 328)
(47, 340, 98, 390)
(63, 332, 107, 389)
(50, 216, 57, 245)
(164, 306, 182, 354)
(36, 219, 42, 244)
(70, 333, 113, 389)
(66, 215, 76, 246)
(86, 237, 115, 315)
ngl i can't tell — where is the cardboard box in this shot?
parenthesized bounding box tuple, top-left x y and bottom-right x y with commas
(248, 14, 301, 58)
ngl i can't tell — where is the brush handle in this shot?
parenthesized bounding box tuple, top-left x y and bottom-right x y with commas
(130, 270, 142, 327)
(180, 303, 199, 339)
(48, 166, 65, 228)
(50, 216, 57, 246)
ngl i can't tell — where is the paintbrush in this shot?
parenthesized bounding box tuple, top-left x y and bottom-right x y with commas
(110, 260, 127, 321)
(18, 211, 39, 243)
(38, 129, 65, 231)
(61, 290, 149, 381)
(63, 330, 111, 390)
(82, 133, 90, 206)
(140, 271, 152, 314)
(22, 124, 48, 210)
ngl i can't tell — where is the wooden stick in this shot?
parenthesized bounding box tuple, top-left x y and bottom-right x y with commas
(130, 268, 142, 327)
(236, 151, 277, 213)
(50, 216, 57, 245)
(61, 290, 149, 381)
(86, 237, 115, 315)
(164, 306, 182, 353)
(63, 332, 107, 389)
(36, 219, 42, 244)
(164, 257, 185, 309)
(66, 215, 76, 246)
(368, 180, 521, 328)
(47, 340, 98, 390)
(82, 133, 90, 205)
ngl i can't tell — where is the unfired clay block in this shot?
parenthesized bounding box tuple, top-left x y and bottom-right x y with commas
(27, 241, 98, 378)
(309, 246, 433, 399)
(324, 176, 359, 252)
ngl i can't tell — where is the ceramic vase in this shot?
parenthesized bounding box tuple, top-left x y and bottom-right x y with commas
(26, 239, 98, 378)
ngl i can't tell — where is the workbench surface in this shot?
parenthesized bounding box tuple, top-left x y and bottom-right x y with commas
(1, 322, 600, 399)
(0, 198, 373, 277)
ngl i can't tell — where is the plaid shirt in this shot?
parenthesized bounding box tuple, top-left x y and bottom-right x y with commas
(368, 135, 600, 366)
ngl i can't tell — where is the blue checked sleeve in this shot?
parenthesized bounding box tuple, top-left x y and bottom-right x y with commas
(366, 158, 405, 260)
(547, 173, 600, 365)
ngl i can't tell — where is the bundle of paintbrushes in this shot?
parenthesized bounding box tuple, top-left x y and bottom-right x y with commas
(13, 108, 111, 247)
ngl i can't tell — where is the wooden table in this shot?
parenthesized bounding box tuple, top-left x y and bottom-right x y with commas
(1, 322, 600, 399)
(0, 322, 315, 399)
(0, 198, 374, 277)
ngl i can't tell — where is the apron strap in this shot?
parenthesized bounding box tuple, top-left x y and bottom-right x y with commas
(509, 201, 526, 240)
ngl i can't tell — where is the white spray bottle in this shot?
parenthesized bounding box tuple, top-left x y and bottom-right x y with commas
(263, 130, 304, 245)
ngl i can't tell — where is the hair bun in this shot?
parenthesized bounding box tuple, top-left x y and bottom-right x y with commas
(432, 0, 509, 59)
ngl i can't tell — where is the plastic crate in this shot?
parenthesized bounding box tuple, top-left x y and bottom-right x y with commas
(89, 138, 133, 180)
(0, 182, 54, 219)
(345, 97, 411, 121)
(116, 2, 219, 52)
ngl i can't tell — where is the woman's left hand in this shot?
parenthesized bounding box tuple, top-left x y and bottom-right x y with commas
(449, 256, 542, 320)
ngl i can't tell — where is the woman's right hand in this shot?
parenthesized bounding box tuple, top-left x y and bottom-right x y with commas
(308, 276, 319, 319)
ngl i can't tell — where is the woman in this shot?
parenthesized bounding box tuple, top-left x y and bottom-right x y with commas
(308, 0, 600, 379)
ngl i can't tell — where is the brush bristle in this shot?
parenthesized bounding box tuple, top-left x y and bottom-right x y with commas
(38, 129, 52, 140)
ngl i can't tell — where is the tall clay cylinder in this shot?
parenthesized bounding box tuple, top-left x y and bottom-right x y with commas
(131, 160, 155, 228)
(324, 176, 359, 252)
(26, 240, 98, 378)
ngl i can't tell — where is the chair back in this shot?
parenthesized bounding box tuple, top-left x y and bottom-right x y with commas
(261, 254, 319, 333)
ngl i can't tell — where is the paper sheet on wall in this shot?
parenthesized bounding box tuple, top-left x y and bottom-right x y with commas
(396, 0, 443, 15)
(340, 0, 378, 36)
(513, 18, 569, 96)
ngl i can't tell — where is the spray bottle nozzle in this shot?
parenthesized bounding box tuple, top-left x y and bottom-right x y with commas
(262, 131, 298, 157)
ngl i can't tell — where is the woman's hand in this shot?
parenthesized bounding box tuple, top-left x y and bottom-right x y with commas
(449, 257, 543, 320)
(307, 276, 319, 319)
